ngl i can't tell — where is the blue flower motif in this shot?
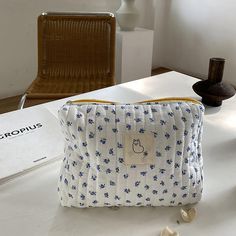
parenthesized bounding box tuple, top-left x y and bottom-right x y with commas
(160, 120, 167, 125)
(89, 191, 96, 196)
(176, 151, 182, 156)
(89, 132, 95, 139)
(135, 181, 140, 187)
(88, 119, 94, 124)
(144, 110, 149, 115)
(163, 189, 168, 194)
(124, 188, 130, 193)
(181, 186, 187, 190)
(96, 111, 101, 117)
(80, 194, 85, 200)
(86, 107, 92, 113)
(117, 143, 123, 148)
(176, 140, 182, 145)
(119, 158, 124, 163)
(100, 138, 107, 144)
(100, 184, 105, 189)
(153, 175, 158, 181)
(173, 125, 178, 131)
(150, 165, 155, 169)
(123, 174, 129, 179)
(185, 108, 191, 113)
(139, 128, 145, 133)
(168, 112, 174, 117)
(78, 126, 83, 132)
(95, 151, 101, 157)
(152, 131, 158, 137)
(140, 171, 147, 176)
(144, 184, 150, 190)
(130, 165, 136, 168)
(165, 132, 170, 139)
(104, 117, 110, 122)
(91, 175, 97, 181)
(126, 112, 131, 117)
(173, 181, 179, 186)
(149, 118, 155, 122)
(86, 163, 90, 168)
(115, 118, 120, 123)
(182, 117, 187, 122)
(160, 180, 165, 186)
(72, 161, 77, 166)
(165, 145, 171, 151)
(152, 190, 158, 195)
(110, 181, 115, 186)
(184, 130, 188, 136)
(112, 128, 118, 133)
(156, 151, 162, 157)
(134, 118, 142, 123)
(104, 193, 109, 198)
(109, 148, 114, 155)
(104, 158, 110, 164)
(151, 108, 157, 112)
(97, 125, 103, 131)
(106, 168, 112, 174)
(175, 163, 180, 168)
(160, 169, 166, 174)
(82, 142, 87, 147)
(126, 124, 131, 130)
(137, 193, 143, 198)
(67, 121, 72, 126)
(115, 195, 120, 200)
(166, 159, 172, 165)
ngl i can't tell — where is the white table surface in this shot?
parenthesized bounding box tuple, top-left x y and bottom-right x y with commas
(0, 72, 236, 236)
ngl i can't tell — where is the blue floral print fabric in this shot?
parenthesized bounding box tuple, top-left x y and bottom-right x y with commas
(58, 101, 204, 208)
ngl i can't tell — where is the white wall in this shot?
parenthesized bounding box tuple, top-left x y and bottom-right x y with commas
(153, 0, 236, 86)
(0, 0, 155, 99)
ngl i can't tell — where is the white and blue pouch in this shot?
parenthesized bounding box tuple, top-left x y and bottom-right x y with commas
(57, 98, 204, 208)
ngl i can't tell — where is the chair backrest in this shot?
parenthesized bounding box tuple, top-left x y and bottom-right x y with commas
(37, 12, 116, 91)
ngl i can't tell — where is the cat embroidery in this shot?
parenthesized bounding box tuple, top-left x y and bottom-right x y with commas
(132, 139, 144, 154)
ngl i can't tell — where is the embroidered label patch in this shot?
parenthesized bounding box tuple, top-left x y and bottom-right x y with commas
(124, 132, 155, 165)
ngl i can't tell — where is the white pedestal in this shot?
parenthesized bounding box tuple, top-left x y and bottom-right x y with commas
(115, 28, 154, 84)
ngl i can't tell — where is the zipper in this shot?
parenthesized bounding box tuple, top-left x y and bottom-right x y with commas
(69, 97, 201, 105)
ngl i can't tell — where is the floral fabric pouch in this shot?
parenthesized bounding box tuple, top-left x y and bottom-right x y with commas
(58, 98, 204, 208)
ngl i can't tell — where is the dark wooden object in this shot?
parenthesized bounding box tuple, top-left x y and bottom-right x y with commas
(192, 58, 235, 107)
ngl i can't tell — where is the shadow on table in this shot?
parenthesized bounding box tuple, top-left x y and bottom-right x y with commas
(48, 205, 182, 236)
(197, 186, 236, 230)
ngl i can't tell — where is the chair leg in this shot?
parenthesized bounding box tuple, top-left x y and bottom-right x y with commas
(18, 93, 27, 109)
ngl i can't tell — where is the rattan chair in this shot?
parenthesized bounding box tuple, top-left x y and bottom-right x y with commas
(19, 12, 116, 108)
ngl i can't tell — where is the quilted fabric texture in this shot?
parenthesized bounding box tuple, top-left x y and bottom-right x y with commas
(58, 100, 204, 208)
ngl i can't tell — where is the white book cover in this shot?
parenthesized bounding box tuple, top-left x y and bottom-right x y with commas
(0, 106, 64, 183)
